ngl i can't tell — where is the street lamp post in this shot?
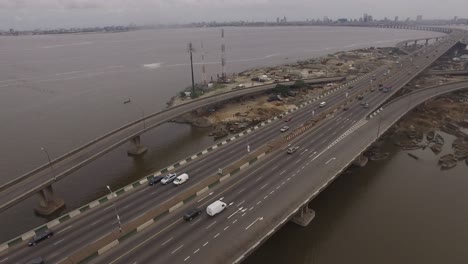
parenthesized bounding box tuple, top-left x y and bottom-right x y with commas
(41, 147, 56, 181)
(106, 185, 122, 233)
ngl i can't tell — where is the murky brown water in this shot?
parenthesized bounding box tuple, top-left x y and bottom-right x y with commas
(0, 26, 445, 241)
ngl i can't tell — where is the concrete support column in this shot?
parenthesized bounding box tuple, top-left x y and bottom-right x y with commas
(35, 185, 65, 216)
(353, 154, 369, 167)
(425, 39, 429, 46)
(290, 204, 316, 227)
(127, 135, 148, 156)
(405, 42, 408, 47)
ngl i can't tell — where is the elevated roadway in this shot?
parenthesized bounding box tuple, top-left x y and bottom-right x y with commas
(0, 76, 342, 214)
(2, 27, 468, 263)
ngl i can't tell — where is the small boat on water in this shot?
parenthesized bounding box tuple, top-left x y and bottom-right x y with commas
(123, 99, 131, 104)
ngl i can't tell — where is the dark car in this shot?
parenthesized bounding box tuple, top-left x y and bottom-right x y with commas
(26, 257, 45, 264)
(148, 176, 163, 186)
(183, 208, 202, 221)
(284, 117, 292, 122)
(348, 85, 354, 89)
(28, 230, 53, 246)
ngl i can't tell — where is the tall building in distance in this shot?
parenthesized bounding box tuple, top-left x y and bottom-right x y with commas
(363, 13, 368, 23)
(416, 15, 423, 22)
(394, 16, 399, 22)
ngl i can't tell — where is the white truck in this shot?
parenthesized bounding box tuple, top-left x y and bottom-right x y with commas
(206, 200, 227, 216)
(173, 173, 189, 186)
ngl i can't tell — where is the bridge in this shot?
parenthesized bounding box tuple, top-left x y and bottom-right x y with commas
(0, 24, 466, 217)
(0, 76, 343, 215)
(1, 25, 468, 263)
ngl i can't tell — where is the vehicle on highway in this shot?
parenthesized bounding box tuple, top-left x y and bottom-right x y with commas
(28, 230, 53, 246)
(161, 173, 178, 185)
(173, 173, 189, 186)
(287, 146, 299, 154)
(357, 95, 364, 100)
(363, 103, 369, 108)
(206, 200, 227, 216)
(284, 117, 292, 122)
(280, 126, 290, 132)
(370, 87, 375, 92)
(183, 208, 202, 221)
(319, 101, 326, 107)
(148, 175, 163, 186)
(343, 106, 349, 111)
(26, 257, 45, 264)
(348, 85, 354, 89)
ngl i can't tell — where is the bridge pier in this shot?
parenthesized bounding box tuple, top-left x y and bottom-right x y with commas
(290, 204, 316, 227)
(127, 135, 148, 156)
(353, 154, 369, 167)
(35, 185, 65, 216)
(405, 42, 408, 48)
(425, 39, 429, 46)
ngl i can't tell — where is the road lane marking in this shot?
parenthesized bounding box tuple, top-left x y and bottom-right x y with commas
(224, 226, 230, 231)
(309, 151, 317, 158)
(233, 219, 238, 224)
(162, 237, 173, 246)
(57, 225, 73, 234)
(260, 183, 268, 190)
(270, 165, 279, 171)
(121, 204, 130, 209)
(194, 248, 200, 254)
(245, 217, 264, 230)
(242, 213, 247, 217)
(136, 188, 146, 193)
(0, 258, 8, 263)
(91, 219, 103, 226)
(103, 206, 112, 211)
(279, 170, 286, 175)
(270, 190, 275, 195)
(197, 192, 214, 203)
(184, 256, 190, 261)
(295, 159, 302, 164)
(249, 207, 254, 211)
(190, 218, 201, 225)
(151, 191, 158, 195)
(325, 157, 336, 164)
(264, 196, 268, 200)
(237, 200, 245, 207)
(228, 208, 242, 219)
(255, 176, 264, 182)
(171, 244, 184, 254)
(206, 221, 217, 229)
(203, 242, 209, 247)
(237, 188, 246, 194)
(257, 201, 262, 205)
(53, 239, 65, 246)
(214, 233, 220, 238)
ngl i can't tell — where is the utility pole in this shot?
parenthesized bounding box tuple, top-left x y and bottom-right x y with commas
(221, 28, 226, 81)
(188, 42, 195, 96)
(201, 41, 207, 85)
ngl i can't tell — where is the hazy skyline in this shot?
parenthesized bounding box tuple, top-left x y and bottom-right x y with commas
(0, 0, 466, 30)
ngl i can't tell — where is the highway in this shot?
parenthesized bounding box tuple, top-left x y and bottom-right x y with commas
(0, 75, 342, 214)
(1, 28, 467, 264)
(91, 82, 468, 264)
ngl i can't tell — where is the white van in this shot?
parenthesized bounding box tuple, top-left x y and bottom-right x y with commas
(173, 173, 189, 186)
(206, 200, 227, 216)
(319, 101, 326, 107)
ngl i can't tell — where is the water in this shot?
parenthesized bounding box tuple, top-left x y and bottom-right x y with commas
(244, 133, 468, 264)
(0, 26, 444, 241)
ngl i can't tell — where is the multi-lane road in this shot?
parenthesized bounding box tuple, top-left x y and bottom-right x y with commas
(2, 29, 467, 264)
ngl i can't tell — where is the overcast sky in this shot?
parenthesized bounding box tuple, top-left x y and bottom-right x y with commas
(0, 0, 466, 30)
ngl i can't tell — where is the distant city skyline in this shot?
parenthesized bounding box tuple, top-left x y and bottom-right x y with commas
(0, 0, 467, 30)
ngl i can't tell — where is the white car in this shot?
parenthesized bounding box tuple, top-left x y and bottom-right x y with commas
(161, 173, 177, 185)
(287, 146, 299, 154)
(280, 126, 290, 132)
(319, 101, 326, 107)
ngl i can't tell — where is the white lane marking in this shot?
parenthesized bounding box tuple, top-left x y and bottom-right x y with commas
(228, 208, 242, 219)
(249, 207, 254, 211)
(171, 244, 184, 254)
(190, 218, 201, 225)
(270, 165, 279, 171)
(53, 239, 65, 246)
(136, 188, 146, 194)
(237, 200, 245, 207)
(57, 225, 73, 234)
(260, 183, 268, 190)
(194, 248, 200, 254)
(295, 159, 302, 164)
(197, 192, 214, 203)
(206, 221, 217, 229)
(0, 258, 8, 263)
(203, 242, 209, 247)
(214, 233, 220, 238)
(184, 256, 190, 262)
(270, 190, 275, 195)
(257, 201, 262, 205)
(299, 149, 308, 155)
(91, 219, 103, 226)
(255, 176, 264, 182)
(233, 219, 238, 224)
(279, 170, 286, 175)
(224, 226, 230, 231)
(325, 157, 336, 164)
(245, 217, 264, 230)
(276, 186, 280, 190)
(103, 206, 112, 211)
(121, 204, 130, 209)
(152, 191, 158, 195)
(237, 188, 246, 194)
(242, 213, 247, 217)
(287, 178, 291, 181)
(162, 237, 173, 246)
(281, 181, 286, 185)
(309, 151, 317, 158)
(264, 196, 268, 200)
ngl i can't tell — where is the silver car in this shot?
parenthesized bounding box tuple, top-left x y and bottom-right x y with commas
(161, 173, 178, 185)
